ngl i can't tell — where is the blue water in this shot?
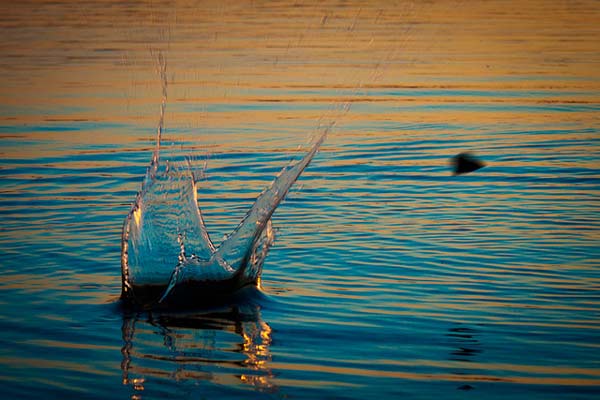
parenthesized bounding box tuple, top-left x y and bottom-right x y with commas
(1, 1, 599, 398)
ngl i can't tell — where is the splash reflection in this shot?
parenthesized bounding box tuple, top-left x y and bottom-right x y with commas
(121, 303, 276, 397)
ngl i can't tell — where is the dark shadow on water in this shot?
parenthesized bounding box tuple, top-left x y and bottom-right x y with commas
(446, 325, 483, 363)
(120, 280, 269, 311)
(119, 285, 278, 397)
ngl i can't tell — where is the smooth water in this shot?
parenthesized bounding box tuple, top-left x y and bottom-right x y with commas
(1, 0, 599, 399)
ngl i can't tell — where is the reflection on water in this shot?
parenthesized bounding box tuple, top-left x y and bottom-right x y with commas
(446, 326, 482, 363)
(121, 297, 275, 397)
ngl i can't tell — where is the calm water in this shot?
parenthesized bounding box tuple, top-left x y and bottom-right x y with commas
(1, 0, 599, 398)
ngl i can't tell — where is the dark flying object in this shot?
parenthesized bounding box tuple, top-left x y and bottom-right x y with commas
(451, 152, 485, 175)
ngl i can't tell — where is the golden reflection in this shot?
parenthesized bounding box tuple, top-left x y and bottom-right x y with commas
(132, 205, 142, 230)
(2, 0, 598, 133)
(120, 304, 276, 396)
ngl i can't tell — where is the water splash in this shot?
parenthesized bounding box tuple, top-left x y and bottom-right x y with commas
(120, 55, 328, 306)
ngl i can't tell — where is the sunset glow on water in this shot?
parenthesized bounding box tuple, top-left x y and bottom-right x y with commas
(0, 1, 599, 398)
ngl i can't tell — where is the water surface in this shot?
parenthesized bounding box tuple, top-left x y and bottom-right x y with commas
(1, 1, 599, 399)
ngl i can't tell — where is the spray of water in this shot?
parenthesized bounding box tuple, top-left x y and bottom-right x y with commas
(120, 53, 329, 306)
